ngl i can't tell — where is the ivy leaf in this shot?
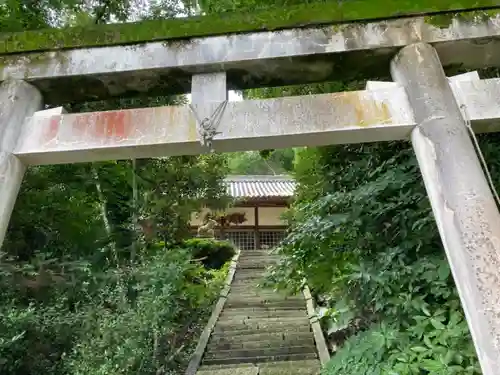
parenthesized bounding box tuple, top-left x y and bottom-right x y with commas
(438, 262, 451, 281)
(420, 359, 445, 372)
(424, 335, 433, 348)
(410, 346, 428, 353)
(430, 318, 446, 330)
(422, 305, 431, 317)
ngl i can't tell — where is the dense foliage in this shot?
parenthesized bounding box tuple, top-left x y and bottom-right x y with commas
(0, 2, 233, 375)
(250, 80, 500, 373)
(269, 143, 484, 374)
(1, 153, 232, 375)
(226, 149, 295, 175)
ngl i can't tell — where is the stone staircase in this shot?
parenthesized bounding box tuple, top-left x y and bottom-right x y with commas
(195, 248, 321, 375)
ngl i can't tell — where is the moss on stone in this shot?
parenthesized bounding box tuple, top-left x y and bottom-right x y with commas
(425, 9, 500, 27)
(0, 0, 499, 55)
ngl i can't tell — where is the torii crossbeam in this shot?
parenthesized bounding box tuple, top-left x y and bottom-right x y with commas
(2, 3, 500, 373)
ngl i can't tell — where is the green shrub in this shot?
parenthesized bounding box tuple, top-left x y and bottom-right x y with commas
(268, 142, 483, 373)
(64, 249, 226, 375)
(182, 238, 236, 270)
(0, 248, 228, 375)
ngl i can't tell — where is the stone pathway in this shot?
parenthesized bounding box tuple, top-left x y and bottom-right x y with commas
(196, 248, 321, 375)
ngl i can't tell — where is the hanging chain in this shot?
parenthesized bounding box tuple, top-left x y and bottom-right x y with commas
(460, 103, 500, 208)
(189, 100, 228, 152)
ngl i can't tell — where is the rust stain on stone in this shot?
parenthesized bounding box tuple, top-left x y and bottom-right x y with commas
(187, 111, 198, 142)
(337, 91, 392, 127)
(45, 115, 61, 141)
(72, 110, 131, 141)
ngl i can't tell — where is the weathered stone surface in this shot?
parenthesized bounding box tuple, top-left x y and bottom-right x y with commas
(211, 325, 312, 338)
(209, 332, 313, 344)
(199, 359, 320, 370)
(0, 80, 43, 248)
(214, 318, 310, 332)
(204, 345, 317, 360)
(259, 365, 319, 375)
(2, 14, 500, 103)
(219, 309, 307, 319)
(197, 367, 259, 375)
(197, 360, 320, 375)
(238, 251, 277, 258)
(0, 0, 494, 55)
(223, 300, 306, 310)
(202, 353, 318, 366)
(207, 337, 315, 351)
(303, 285, 330, 365)
(221, 307, 307, 315)
(14, 87, 415, 165)
(195, 248, 321, 375)
(392, 42, 500, 375)
(13, 77, 500, 166)
(186, 250, 241, 375)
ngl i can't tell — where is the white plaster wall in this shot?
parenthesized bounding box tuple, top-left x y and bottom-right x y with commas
(190, 206, 255, 226)
(258, 206, 287, 226)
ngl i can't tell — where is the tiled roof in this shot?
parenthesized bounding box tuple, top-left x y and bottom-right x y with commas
(225, 175, 296, 199)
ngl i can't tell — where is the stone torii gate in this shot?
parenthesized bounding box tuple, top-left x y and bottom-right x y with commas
(2, 2, 500, 373)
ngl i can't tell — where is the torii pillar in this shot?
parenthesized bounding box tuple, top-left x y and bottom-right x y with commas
(0, 80, 43, 246)
(392, 42, 500, 374)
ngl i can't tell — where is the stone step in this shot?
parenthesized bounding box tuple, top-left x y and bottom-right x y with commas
(214, 319, 309, 333)
(199, 359, 320, 371)
(226, 293, 297, 301)
(224, 303, 306, 310)
(235, 267, 272, 272)
(235, 265, 268, 271)
(224, 298, 305, 309)
(236, 263, 267, 275)
(238, 257, 281, 264)
(226, 294, 304, 302)
(231, 278, 266, 284)
(214, 318, 309, 332)
(207, 337, 315, 351)
(227, 290, 300, 299)
(236, 260, 275, 266)
(237, 265, 275, 270)
(239, 250, 275, 256)
(238, 252, 280, 257)
(232, 273, 267, 280)
(224, 300, 305, 307)
(216, 316, 309, 326)
(202, 352, 318, 366)
(204, 345, 317, 361)
(230, 282, 267, 288)
(209, 331, 314, 344)
(233, 268, 268, 274)
(238, 259, 280, 264)
(229, 282, 271, 288)
(227, 288, 285, 294)
(228, 288, 278, 295)
(211, 325, 312, 337)
(259, 365, 319, 375)
(197, 367, 258, 375)
(228, 282, 278, 289)
(227, 290, 284, 295)
(197, 360, 320, 375)
(220, 309, 307, 319)
(222, 306, 307, 314)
